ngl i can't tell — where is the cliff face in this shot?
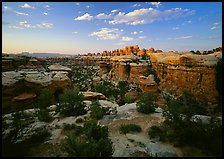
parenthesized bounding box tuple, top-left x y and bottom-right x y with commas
(150, 52, 221, 106)
(99, 55, 158, 93)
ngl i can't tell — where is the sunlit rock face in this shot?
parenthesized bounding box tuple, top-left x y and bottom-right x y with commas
(149, 52, 221, 107)
(129, 63, 148, 83)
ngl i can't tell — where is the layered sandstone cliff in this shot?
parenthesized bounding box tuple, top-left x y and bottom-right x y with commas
(149, 52, 221, 109)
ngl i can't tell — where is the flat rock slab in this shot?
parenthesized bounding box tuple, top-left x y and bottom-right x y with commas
(13, 92, 37, 101)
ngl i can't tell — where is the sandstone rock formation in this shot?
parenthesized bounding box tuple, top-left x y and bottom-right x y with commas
(2, 69, 73, 113)
(149, 52, 221, 113)
(81, 91, 106, 100)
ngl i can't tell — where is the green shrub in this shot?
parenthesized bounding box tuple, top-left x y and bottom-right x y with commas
(63, 123, 76, 131)
(150, 93, 222, 156)
(37, 109, 52, 122)
(90, 105, 107, 120)
(119, 124, 142, 134)
(61, 120, 113, 157)
(136, 92, 156, 114)
(36, 88, 53, 109)
(94, 80, 120, 98)
(59, 88, 87, 117)
(141, 54, 148, 60)
(137, 103, 155, 114)
(124, 95, 135, 104)
(117, 81, 129, 94)
(83, 120, 109, 140)
(76, 118, 84, 123)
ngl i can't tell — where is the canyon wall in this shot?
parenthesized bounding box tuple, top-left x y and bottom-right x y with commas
(149, 52, 222, 112)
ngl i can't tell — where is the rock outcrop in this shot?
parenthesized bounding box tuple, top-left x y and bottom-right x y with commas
(149, 52, 221, 113)
(2, 68, 73, 113)
(81, 92, 107, 100)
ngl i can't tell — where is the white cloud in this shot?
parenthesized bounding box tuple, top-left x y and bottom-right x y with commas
(95, 13, 112, 19)
(76, 3, 80, 6)
(187, 20, 192, 23)
(36, 22, 53, 29)
(3, 6, 12, 11)
(72, 31, 78, 34)
(132, 4, 141, 7)
(9, 21, 53, 29)
(20, 3, 34, 9)
(169, 36, 192, 40)
(89, 28, 123, 40)
(74, 13, 93, 21)
(19, 21, 30, 28)
(43, 12, 48, 15)
(109, 7, 195, 25)
(131, 31, 143, 34)
(172, 27, 179, 30)
(111, 9, 118, 13)
(121, 36, 134, 41)
(131, 31, 138, 35)
(86, 5, 90, 8)
(44, 5, 50, 10)
(139, 36, 146, 39)
(9, 25, 23, 29)
(150, 2, 161, 8)
(210, 22, 220, 30)
(210, 26, 217, 30)
(13, 11, 29, 16)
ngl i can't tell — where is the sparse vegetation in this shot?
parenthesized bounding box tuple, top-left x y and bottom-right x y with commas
(90, 100, 108, 120)
(148, 92, 222, 157)
(36, 89, 53, 122)
(136, 92, 157, 114)
(59, 88, 87, 117)
(61, 120, 113, 157)
(119, 124, 142, 134)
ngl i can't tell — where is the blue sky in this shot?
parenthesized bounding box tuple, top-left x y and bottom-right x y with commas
(2, 2, 222, 54)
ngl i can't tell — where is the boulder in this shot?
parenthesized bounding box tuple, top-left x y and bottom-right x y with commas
(81, 92, 107, 100)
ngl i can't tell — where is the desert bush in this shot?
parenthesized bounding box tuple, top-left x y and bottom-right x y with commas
(36, 88, 53, 109)
(37, 109, 52, 122)
(35, 89, 53, 122)
(2, 127, 50, 157)
(124, 95, 135, 103)
(61, 120, 113, 157)
(141, 54, 148, 60)
(59, 88, 87, 117)
(148, 93, 222, 157)
(94, 80, 120, 98)
(63, 123, 77, 131)
(136, 92, 156, 114)
(119, 124, 142, 134)
(90, 104, 107, 120)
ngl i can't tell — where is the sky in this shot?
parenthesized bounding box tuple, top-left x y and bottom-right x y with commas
(2, 2, 222, 54)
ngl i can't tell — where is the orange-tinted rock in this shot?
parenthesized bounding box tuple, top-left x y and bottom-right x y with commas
(125, 91, 140, 101)
(13, 92, 37, 101)
(137, 49, 146, 56)
(99, 62, 110, 75)
(146, 48, 155, 55)
(129, 63, 148, 82)
(137, 77, 158, 93)
(150, 52, 220, 113)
